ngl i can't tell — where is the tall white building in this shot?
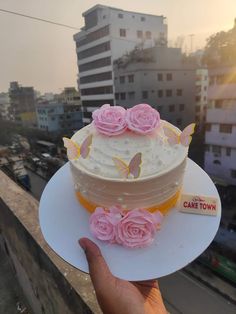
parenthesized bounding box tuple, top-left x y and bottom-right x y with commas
(195, 68, 208, 130)
(204, 67, 236, 186)
(74, 4, 167, 124)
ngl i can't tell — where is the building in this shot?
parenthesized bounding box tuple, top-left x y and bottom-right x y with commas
(204, 67, 236, 186)
(0, 92, 11, 120)
(74, 4, 167, 124)
(57, 87, 81, 106)
(114, 46, 196, 128)
(9, 81, 37, 127)
(36, 101, 82, 133)
(195, 68, 208, 130)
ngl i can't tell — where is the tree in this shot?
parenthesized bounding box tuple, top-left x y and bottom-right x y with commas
(202, 19, 236, 67)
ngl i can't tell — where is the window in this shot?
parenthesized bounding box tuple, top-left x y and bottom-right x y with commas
(128, 92, 135, 99)
(204, 86, 207, 91)
(158, 90, 163, 97)
(205, 144, 210, 152)
(231, 170, 236, 178)
(166, 89, 172, 97)
(179, 104, 185, 111)
(76, 25, 109, 47)
(115, 93, 119, 100)
(118, 13, 123, 18)
(196, 96, 201, 102)
(213, 160, 221, 165)
(81, 85, 113, 95)
(176, 118, 182, 126)
(212, 145, 221, 154)
(119, 76, 125, 84)
(141, 16, 146, 21)
(215, 100, 223, 108)
(226, 147, 231, 156)
(142, 91, 148, 99)
(146, 31, 152, 39)
(169, 105, 175, 112)
(128, 74, 134, 83)
(166, 73, 172, 81)
(77, 41, 111, 60)
(51, 117, 55, 121)
(157, 73, 163, 81)
(120, 29, 126, 37)
(195, 105, 201, 112)
(177, 89, 182, 96)
(120, 92, 126, 100)
(219, 124, 232, 133)
(205, 123, 211, 131)
(79, 57, 111, 72)
(80, 71, 112, 84)
(137, 30, 143, 38)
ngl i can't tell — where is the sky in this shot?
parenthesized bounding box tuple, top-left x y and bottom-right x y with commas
(0, 0, 235, 93)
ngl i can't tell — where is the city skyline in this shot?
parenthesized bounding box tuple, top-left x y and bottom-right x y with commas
(0, 0, 235, 93)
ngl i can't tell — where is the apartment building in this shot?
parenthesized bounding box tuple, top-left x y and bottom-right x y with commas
(0, 92, 11, 120)
(74, 4, 167, 124)
(36, 101, 82, 133)
(114, 46, 196, 128)
(9, 81, 37, 127)
(195, 68, 208, 130)
(204, 67, 236, 186)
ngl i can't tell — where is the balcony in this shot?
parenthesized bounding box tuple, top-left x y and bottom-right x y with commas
(205, 130, 236, 148)
(207, 108, 236, 124)
(208, 84, 236, 100)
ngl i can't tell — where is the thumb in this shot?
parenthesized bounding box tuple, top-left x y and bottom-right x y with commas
(79, 238, 113, 289)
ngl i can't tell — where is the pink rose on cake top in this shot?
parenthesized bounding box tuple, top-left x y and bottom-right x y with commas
(63, 103, 195, 248)
(92, 104, 127, 136)
(126, 103, 160, 134)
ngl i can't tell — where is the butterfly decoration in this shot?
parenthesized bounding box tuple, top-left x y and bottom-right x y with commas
(63, 134, 93, 160)
(113, 152, 142, 179)
(163, 123, 196, 146)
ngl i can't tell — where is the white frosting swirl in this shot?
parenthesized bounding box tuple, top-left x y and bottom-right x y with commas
(71, 120, 188, 180)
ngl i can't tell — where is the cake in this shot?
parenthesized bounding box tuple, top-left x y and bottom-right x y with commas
(63, 104, 195, 248)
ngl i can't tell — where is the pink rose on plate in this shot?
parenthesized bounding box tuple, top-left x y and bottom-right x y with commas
(116, 209, 161, 248)
(92, 104, 127, 136)
(89, 207, 120, 243)
(126, 104, 160, 134)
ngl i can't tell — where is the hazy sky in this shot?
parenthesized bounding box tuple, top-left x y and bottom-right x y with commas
(0, 0, 235, 93)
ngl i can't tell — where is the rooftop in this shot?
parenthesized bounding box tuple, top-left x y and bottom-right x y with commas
(82, 4, 166, 19)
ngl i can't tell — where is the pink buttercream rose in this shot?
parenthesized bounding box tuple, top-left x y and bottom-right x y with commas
(92, 104, 127, 136)
(126, 104, 160, 134)
(89, 207, 120, 243)
(116, 209, 162, 248)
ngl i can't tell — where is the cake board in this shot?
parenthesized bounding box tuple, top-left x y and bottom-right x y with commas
(39, 158, 221, 281)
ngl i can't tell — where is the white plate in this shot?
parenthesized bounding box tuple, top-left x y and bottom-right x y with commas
(39, 159, 221, 281)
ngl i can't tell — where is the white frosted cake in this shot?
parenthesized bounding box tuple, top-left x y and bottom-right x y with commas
(63, 104, 195, 248)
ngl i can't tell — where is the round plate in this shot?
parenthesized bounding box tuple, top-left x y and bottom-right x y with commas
(39, 159, 221, 281)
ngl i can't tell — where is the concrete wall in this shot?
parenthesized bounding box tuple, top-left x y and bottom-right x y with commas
(0, 171, 101, 314)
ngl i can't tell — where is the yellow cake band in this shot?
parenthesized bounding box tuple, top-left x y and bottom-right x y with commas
(75, 189, 181, 215)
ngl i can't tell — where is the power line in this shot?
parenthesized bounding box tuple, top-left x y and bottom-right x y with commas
(0, 8, 80, 30)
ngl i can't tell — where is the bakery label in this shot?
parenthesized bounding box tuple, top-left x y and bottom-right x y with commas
(179, 194, 218, 216)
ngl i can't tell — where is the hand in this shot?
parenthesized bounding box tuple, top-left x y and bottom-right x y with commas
(79, 238, 167, 314)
